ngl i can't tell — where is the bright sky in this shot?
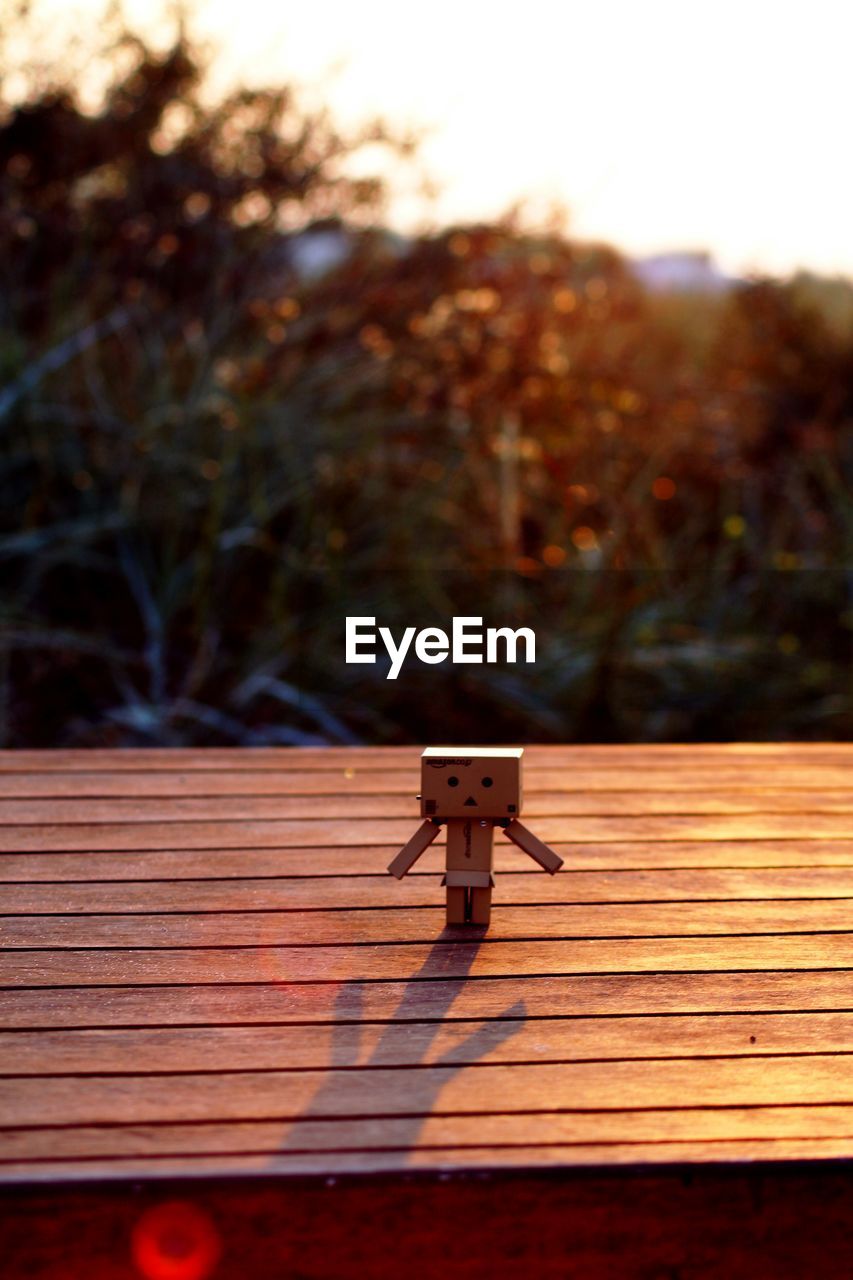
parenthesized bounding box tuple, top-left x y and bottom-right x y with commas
(29, 0, 853, 277)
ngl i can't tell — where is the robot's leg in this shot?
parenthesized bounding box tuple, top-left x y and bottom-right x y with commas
(446, 887, 467, 925)
(470, 887, 492, 925)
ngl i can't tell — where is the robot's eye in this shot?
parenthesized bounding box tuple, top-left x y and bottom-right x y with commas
(482, 776, 493, 787)
(447, 776, 459, 787)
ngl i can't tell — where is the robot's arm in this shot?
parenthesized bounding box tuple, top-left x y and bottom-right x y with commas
(387, 819, 442, 879)
(503, 819, 564, 874)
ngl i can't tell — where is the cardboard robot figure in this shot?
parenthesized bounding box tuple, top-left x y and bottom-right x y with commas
(387, 747, 563, 926)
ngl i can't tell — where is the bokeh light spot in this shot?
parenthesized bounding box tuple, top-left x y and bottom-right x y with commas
(552, 287, 576, 313)
(571, 526, 599, 552)
(131, 1201, 222, 1280)
(615, 389, 644, 414)
(651, 476, 676, 500)
(528, 251, 551, 274)
(183, 192, 211, 221)
(567, 483, 599, 505)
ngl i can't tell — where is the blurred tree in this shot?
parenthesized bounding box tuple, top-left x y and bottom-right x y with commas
(0, 8, 413, 744)
(0, 6, 850, 746)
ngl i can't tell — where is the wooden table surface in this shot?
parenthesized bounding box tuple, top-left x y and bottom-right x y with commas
(1, 743, 852, 1276)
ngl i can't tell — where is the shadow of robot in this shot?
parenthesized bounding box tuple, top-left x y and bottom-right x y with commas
(279, 932, 526, 1161)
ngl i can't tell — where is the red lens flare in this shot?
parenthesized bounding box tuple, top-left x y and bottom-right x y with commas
(131, 1201, 222, 1280)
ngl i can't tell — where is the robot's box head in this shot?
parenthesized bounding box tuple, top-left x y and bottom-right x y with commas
(419, 747, 523, 820)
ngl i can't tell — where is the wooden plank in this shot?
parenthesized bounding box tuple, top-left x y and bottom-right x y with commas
(4, 840, 851, 881)
(3, 813, 851, 853)
(6, 1138, 853, 1181)
(3, 765, 851, 798)
(4, 899, 853, 948)
(7, 867, 853, 911)
(0, 743, 849, 772)
(4, 970, 851, 1028)
(4, 934, 852, 987)
(2, 1054, 852, 1128)
(4, 789, 853, 824)
(5, 1107, 853, 1167)
(3, 1012, 852, 1075)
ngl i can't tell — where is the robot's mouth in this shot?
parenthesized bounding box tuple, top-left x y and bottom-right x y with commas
(463, 795, 478, 806)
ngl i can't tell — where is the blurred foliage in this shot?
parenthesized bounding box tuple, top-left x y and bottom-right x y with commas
(1, 11, 851, 745)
